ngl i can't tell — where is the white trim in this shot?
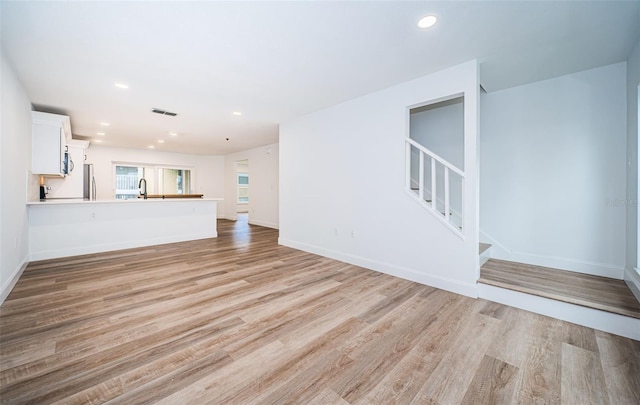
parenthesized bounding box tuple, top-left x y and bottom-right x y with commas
(223, 215, 277, 229)
(636, 84, 639, 273)
(278, 237, 478, 298)
(406, 138, 465, 177)
(249, 219, 279, 230)
(421, 189, 464, 226)
(29, 231, 217, 261)
(479, 230, 512, 255)
(480, 230, 624, 279)
(478, 283, 640, 341)
(624, 267, 640, 304)
(479, 246, 492, 268)
(405, 191, 465, 240)
(0, 256, 28, 305)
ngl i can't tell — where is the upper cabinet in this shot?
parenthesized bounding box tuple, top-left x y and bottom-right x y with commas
(32, 111, 72, 176)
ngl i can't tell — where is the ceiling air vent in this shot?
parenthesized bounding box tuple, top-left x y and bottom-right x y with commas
(151, 108, 178, 117)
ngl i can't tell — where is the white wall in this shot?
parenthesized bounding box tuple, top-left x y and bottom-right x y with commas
(85, 145, 225, 211)
(0, 48, 35, 303)
(279, 60, 479, 297)
(625, 38, 640, 301)
(223, 143, 279, 229)
(480, 62, 627, 278)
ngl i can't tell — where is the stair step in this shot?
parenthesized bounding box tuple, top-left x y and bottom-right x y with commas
(479, 243, 491, 255)
(479, 259, 640, 319)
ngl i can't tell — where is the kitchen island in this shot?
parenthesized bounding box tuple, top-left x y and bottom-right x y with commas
(27, 198, 222, 260)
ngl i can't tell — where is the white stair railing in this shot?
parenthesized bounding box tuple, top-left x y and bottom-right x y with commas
(405, 138, 465, 236)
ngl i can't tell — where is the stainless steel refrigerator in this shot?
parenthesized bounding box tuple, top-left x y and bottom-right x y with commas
(83, 164, 97, 200)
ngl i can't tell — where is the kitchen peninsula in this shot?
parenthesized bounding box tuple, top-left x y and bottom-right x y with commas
(27, 198, 221, 260)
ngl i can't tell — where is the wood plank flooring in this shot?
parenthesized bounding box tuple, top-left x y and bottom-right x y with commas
(1, 217, 639, 404)
(480, 259, 640, 319)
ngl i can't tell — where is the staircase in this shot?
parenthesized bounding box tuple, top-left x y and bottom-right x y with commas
(477, 244, 640, 340)
(406, 138, 464, 235)
(405, 121, 640, 340)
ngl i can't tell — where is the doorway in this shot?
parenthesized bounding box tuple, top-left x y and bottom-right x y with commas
(236, 160, 249, 219)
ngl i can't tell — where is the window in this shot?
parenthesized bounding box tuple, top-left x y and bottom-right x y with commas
(115, 165, 144, 200)
(238, 172, 249, 203)
(158, 168, 191, 195)
(114, 164, 192, 199)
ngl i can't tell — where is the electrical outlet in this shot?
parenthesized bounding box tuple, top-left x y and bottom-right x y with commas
(351, 230, 356, 239)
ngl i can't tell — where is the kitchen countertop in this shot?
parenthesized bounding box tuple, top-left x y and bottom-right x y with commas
(28, 196, 220, 261)
(27, 198, 222, 205)
(142, 194, 204, 199)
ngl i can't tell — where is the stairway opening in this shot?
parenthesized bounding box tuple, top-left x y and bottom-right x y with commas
(236, 159, 249, 219)
(407, 95, 465, 234)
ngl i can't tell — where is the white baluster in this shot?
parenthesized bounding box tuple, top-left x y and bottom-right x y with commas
(431, 158, 436, 210)
(404, 137, 465, 235)
(419, 152, 424, 200)
(405, 142, 411, 191)
(444, 167, 450, 221)
(460, 177, 464, 231)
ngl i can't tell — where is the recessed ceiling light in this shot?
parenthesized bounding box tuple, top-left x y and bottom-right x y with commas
(94, 139, 103, 143)
(100, 122, 110, 126)
(96, 132, 105, 136)
(232, 111, 242, 116)
(148, 145, 155, 149)
(169, 132, 178, 136)
(157, 139, 165, 143)
(417, 15, 437, 28)
(114, 82, 129, 89)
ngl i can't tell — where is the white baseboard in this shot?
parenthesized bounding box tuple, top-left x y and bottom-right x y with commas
(249, 219, 279, 229)
(29, 231, 217, 261)
(624, 267, 640, 303)
(278, 237, 478, 298)
(1, 256, 28, 305)
(223, 215, 279, 230)
(480, 231, 624, 279)
(478, 283, 640, 341)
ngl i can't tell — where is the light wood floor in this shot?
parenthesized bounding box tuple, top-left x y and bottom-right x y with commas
(480, 259, 640, 319)
(1, 218, 639, 404)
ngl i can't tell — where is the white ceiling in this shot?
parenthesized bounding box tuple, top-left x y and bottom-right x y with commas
(2, 1, 639, 155)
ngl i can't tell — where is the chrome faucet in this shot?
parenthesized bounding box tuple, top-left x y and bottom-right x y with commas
(139, 178, 147, 199)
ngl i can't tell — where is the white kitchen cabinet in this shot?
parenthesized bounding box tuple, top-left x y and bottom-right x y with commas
(32, 111, 72, 176)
